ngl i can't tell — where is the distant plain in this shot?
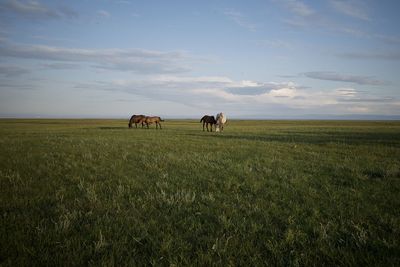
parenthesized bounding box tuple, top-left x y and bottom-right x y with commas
(1, 119, 399, 266)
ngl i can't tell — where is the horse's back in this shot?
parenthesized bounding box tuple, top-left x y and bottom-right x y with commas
(134, 115, 146, 122)
(145, 116, 161, 123)
(201, 115, 216, 123)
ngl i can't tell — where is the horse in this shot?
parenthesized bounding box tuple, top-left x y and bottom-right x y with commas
(144, 116, 164, 129)
(215, 112, 227, 132)
(128, 114, 146, 128)
(200, 115, 216, 132)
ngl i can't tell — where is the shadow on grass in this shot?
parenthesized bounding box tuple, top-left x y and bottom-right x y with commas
(186, 131, 400, 146)
(98, 127, 127, 130)
(98, 127, 156, 130)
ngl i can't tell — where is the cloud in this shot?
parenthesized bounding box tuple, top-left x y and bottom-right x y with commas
(6, 71, 397, 116)
(40, 63, 82, 70)
(303, 71, 387, 85)
(97, 10, 110, 18)
(337, 51, 400, 61)
(223, 9, 256, 32)
(333, 88, 397, 110)
(75, 76, 357, 112)
(375, 34, 400, 45)
(0, 64, 30, 76)
(58, 5, 78, 19)
(271, 0, 316, 18)
(0, 0, 78, 19)
(329, 0, 370, 21)
(281, 0, 315, 17)
(338, 97, 395, 103)
(0, 40, 192, 74)
(255, 39, 292, 49)
(335, 88, 358, 97)
(273, 0, 323, 30)
(270, 88, 296, 98)
(225, 81, 297, 96)
(226, 86, 270, 96)
(88, 76, 336, 112)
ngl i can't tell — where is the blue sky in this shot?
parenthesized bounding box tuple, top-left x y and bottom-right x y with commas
(0, 0, 399, 118)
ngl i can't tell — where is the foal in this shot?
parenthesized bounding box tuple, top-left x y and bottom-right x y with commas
(144, 116, 164, 129)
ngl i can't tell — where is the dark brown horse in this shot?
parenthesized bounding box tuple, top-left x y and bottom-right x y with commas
(200, 115, 216, 132)
(144, 116, 164, 129)
(128, 114, 146, 128)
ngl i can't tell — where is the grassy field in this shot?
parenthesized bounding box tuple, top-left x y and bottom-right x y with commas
(0, 119, 399, 266)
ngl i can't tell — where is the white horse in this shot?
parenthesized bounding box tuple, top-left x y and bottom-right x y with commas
(215, 112, 227, 132)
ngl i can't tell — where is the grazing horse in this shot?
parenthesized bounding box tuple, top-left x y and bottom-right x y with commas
(215, 112, 227, 132)
(200, 115, 216, 132)
(144, 116, 164, 129)
(128, 114, 146, 128)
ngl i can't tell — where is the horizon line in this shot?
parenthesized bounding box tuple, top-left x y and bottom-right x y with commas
(1, 114, 400, 121)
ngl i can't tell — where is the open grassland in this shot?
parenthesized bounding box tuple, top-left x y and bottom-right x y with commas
(1, 119, 399, 266)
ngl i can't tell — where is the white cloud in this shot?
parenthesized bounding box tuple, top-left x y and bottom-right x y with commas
(3, 71, 398, 116)
(223, 9, 257, 32)
(335, 88, 357, 97)
(87, 75, 391, 113)
(283, 0, 314, 17)
(329, 0, 370, 21)
(346, 106, 369, 113)
(154, 75, 233, 84)
(274, 0, 314, 18)
(269, 88, 296, 98)
(239, 80, 259, 87)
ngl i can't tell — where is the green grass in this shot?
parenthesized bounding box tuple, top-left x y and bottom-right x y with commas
(1, 119, 399, 266)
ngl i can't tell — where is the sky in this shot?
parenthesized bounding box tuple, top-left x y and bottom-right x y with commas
(0, 0, 399, 119)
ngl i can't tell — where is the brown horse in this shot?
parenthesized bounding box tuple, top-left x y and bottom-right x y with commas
(128, 114, 146, 128)
(144, 116, 164, 129)
(200, 115, 216, 132)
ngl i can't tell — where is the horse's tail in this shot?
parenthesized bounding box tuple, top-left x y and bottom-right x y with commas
(159, 117, 164, 122)
(200, 116, 205, 123)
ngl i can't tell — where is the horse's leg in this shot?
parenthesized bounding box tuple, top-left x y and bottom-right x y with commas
(210, 123, 213, 132)
(156, 122, 158, 129)
(159, 122, 162, 129)
(203, 122, 205, 131)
